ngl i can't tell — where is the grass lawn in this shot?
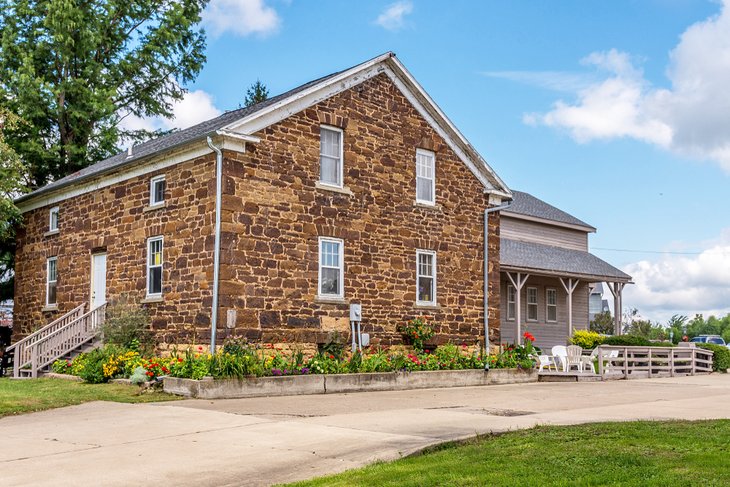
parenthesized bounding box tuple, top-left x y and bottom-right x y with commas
(288, 420, 730, 486)
(0, 377, 180, 417)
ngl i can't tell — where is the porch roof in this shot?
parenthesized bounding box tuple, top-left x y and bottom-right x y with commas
(500, 238, 632, 283)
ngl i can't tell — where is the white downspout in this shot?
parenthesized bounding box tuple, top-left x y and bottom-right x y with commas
(484, 200, 513, 359)
(207, 136, 223, 354)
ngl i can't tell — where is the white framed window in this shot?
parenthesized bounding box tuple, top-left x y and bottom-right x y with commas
(46, 257, 58, 306)
(319, 126, 343, 187)
(416, 250, 437, 305)
(415, 149, 436, 205)
(49, 206, 59, 232)
(546, 288, 558, 322)
(150, 175, 166, 206)
(507, 285, 516, 321)
(318, 237, 344, 298)
(147, 237, 163, 297)
(527, 286, 538, 321)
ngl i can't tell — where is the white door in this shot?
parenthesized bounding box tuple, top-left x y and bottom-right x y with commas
(91, 253, 107, 308)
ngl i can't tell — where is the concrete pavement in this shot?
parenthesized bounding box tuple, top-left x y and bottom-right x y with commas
(1, 374, 729, 486)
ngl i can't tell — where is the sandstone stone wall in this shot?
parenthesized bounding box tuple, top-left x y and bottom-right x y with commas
(215, 73, 501, 348)
(14, 72, 503, 350)
(13, 153, 217, 344)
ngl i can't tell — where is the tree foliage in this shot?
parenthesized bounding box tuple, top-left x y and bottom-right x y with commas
(0, 0, 209, 188)
(0, 109, 28, 300)
(244, 79, 269, 108)
(589, 311, 614, 334)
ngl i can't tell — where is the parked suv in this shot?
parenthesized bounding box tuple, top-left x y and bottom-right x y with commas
(689, 335, 728, 348)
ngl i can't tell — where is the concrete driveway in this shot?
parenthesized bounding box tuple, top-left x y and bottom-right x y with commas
(2, 374, 729, 486)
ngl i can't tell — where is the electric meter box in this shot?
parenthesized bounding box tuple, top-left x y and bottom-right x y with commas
(349, 304, 362, 322)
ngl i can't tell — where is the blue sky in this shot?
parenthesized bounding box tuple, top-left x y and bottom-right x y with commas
(129, 0, 730, 323)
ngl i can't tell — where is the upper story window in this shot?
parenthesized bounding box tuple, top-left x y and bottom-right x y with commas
(318, 237, 344, 298)
(319, 126, 343, 188)
(415, 149, 435, 205)
(527, 286, 538, 321)
(46, 257, 58, 306)
(49, 206, 59, 232)
(507, 285, 516, 321)
(546, 288, 558, 322)
(150, 175, 166, 206)
(416, 250, 437, 306)
(147, 237, 163, 297)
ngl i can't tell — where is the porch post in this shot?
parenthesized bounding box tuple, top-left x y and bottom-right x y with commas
(559, 278, 580, 337)
(506, 272, 529, 345)
(607, 282, 625, 335)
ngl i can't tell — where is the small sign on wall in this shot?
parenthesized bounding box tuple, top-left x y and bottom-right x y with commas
(226, 309, 237, 329)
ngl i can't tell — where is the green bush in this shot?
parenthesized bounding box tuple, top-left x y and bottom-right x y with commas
(602, 335, 652, 347)
(697, 344, 730, 372)
(78, 348, 109, 384)
(101, 297, 154, 354)
(569, 330, 605, 349)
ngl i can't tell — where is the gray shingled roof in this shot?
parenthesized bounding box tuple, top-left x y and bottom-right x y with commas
(16, 65, 351, 204)
(503, 190, 595, 231)
(501, 238, 632, 282)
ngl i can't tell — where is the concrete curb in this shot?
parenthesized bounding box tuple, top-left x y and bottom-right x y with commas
(163, 368, 537, 399)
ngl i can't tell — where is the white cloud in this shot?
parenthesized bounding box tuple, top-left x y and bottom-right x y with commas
(375, 1, 413, 31)
(119, 89, 222, 133)
(203, 0, 280, 37)
(525, 0, 730, 172)
(622, 229, 730, 323)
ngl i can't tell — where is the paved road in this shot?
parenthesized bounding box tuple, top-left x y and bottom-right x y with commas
(2, 374, 730, 486)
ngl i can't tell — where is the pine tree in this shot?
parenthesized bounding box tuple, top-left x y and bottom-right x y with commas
(244, 80, 269, 107)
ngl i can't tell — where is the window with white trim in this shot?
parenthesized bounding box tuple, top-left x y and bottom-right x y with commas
(318, 237, 344, 298)
(416, 250, 436, 305)
(46, 257, 57, 306)
(546, 288, 558, 322)
(150, 175, 166, 206)
(415, 149, 435, 205)
(507, 285, 516, 321)
(527, 287, 538, 321)
(319, 126, 343, 187)
(49, 206, 59, 232)
(147, 237, 163, 296)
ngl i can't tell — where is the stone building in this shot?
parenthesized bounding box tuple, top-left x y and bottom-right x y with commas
(13, 52, 512, 353)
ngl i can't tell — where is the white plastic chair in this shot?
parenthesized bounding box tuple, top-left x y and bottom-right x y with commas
(552, 345, 568, 371)
(581, 349, 599, 373)
(537, 354, 557, 372)
(566, 345, 584, 372)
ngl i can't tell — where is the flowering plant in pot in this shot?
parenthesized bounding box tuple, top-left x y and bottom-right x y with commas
(399, 317, 435, 353)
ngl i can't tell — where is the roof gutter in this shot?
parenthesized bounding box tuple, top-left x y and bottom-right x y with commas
(484, 199, 513, 358)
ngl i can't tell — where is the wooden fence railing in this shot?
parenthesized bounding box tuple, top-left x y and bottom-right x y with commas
(8, 303, 106, 378)
(7, 304, 86, 378)
(594, 345, 714, 379)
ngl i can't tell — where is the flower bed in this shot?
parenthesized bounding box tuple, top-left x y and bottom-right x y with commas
(51, 333, 540, 385)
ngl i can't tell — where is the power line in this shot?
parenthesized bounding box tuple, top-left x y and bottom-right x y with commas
(592, 247, 730, 255)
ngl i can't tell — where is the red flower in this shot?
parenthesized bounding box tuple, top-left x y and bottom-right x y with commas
(198, 346, 203, 351)
(329, 354, 335, 360)
(523, 331, 536, 342)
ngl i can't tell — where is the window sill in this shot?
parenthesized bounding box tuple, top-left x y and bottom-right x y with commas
(143, 202, 166, 213)
(414, 201, 439, 210)
(315, 296, 348, 305)
(141, 296, 163, 304)
(44, 229, 60, 237)
(42, 305, 58, 312)
(414, 303, 440, 310)
(315, 182, 353, 196)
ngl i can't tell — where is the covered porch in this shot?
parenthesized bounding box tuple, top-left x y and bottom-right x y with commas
(500, 239, 632, 349)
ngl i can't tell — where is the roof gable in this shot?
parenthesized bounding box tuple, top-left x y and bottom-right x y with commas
(17, 52, 511, 210)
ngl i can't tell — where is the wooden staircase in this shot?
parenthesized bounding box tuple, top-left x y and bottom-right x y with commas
(5, 303, 107, 378)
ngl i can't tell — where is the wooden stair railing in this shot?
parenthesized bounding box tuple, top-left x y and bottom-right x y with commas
(6, 304, 86, 378)
(27, 303, 107, 378)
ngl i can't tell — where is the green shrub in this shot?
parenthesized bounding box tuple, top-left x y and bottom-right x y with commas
(570, 330, 605, 349)
(129, 366, 148, 385)
(78, 348, 109, 384)
(697, 344, 730, 372)
(101, 297, 154, 354)
(602, 335, 652, 347)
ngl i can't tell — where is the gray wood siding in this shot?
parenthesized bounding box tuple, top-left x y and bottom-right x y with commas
(501, 217, 588, 251)
(499, 274, 589, 350)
